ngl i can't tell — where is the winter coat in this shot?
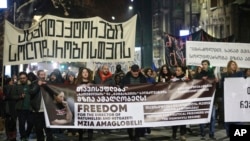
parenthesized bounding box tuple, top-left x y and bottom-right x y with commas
(121, 71, 147, 85)
(15, 80, 32, 111)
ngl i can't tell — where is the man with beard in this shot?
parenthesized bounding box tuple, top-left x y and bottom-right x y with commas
(30, 70, 54, 141)
(94, 64, 115, 85)
(15, 72, 33, 141)
(94, 64, 115, 134)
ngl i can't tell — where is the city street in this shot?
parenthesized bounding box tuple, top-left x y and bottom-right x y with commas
(0, 124, 230, 141)
(1, 0, 250, 141)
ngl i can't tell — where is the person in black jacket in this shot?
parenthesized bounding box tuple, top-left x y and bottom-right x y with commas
(120, 64, 147, 141)
(30, 70, 54, 141)
(170, 66, 189, 141)
(194, 60, 217, 140)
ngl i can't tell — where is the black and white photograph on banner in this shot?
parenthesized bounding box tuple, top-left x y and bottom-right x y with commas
(41, 84, 76, 127)
(41, 79, 216, 129)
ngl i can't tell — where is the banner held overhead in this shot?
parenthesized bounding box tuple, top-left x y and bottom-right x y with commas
(4, 15, 137, 65)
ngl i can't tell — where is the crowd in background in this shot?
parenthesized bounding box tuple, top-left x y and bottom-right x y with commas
(0, 60, 250, 141)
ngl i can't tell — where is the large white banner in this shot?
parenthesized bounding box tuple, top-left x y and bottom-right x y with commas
(224, 78, 250, 122)
(4, 15, 137, 65)
(186, 41, 250, 68)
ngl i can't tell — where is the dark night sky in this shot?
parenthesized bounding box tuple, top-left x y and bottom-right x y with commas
(0, 0, 139, 25)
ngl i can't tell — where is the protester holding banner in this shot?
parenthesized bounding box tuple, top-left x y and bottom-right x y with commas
(94, 64, 115, 135)
(30, 70, 54, 141)
(48, 69, 66, 135)
(94, 65, 115, 85)
(143, 67, 156, 135)
(170, 66, 189, 141)
(194, 60, 217, 140)
(75, 67, 94, 141)
(14, 72, 33, 141)
(120, 64, 147, 141)
(64, 71, 79, 136)
(157, 64, 173, 83)
(221, 60, 244, 137)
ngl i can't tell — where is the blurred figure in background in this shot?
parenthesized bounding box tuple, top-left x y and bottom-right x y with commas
(49, 69, 64, 84)
(244, 68, 250, 78)
(3, 78, 17, 141)
(114, 64, 125, 76)
(27, 72, 38, 83)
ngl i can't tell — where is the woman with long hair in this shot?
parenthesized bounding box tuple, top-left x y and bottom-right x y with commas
(221, 60, 244, 137)
(157, 64, 173, 83)
(143, 67, 156, 84)
(64, 71, 78, 136)
(75, 67, 94, 141)
(170, 66, 189, 141)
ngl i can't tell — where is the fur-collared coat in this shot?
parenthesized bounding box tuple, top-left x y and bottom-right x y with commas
(14, 80, 32, 111)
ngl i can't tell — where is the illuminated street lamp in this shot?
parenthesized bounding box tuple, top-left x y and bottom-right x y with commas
(129, 5, 133, 10)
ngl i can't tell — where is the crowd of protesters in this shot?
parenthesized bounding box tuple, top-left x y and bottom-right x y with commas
(0, 60, 249, 141)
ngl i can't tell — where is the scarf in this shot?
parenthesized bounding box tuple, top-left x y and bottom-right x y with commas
(99, 71, 113, 83)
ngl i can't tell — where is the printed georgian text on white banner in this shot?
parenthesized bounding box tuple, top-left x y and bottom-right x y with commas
(186, 41, 250, 68)
(224, 78, 250, 122)
(4, 15, 137, 65)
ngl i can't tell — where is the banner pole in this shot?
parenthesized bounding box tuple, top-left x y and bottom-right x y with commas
(1, 67, 4, 87)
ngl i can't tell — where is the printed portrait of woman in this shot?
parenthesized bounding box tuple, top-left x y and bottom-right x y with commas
(43, 85, 73, 126)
